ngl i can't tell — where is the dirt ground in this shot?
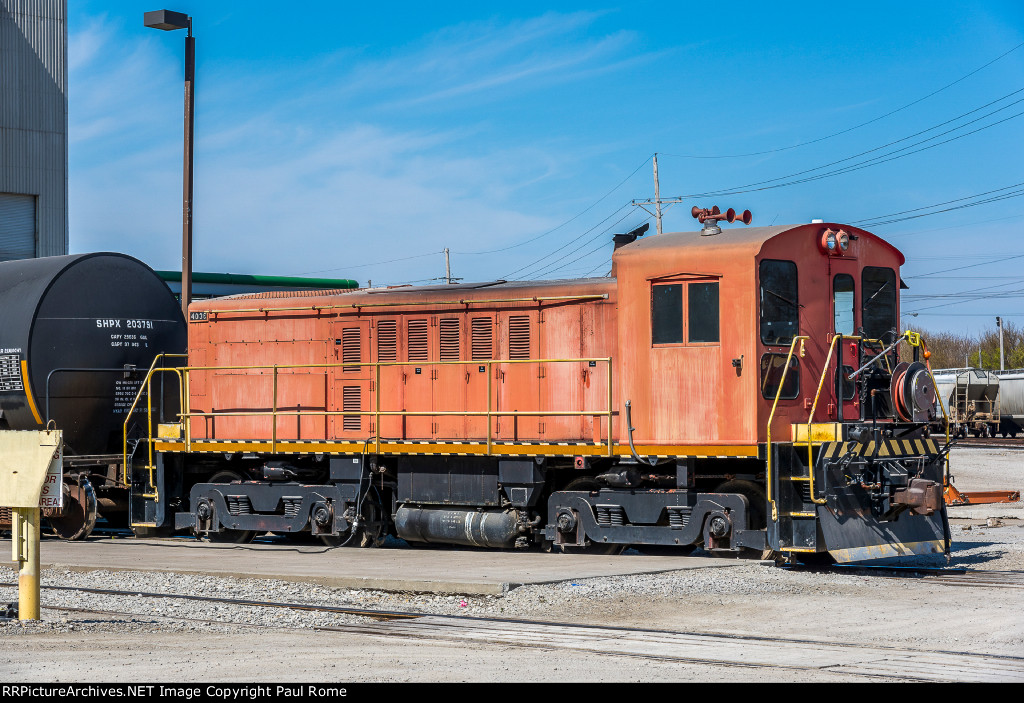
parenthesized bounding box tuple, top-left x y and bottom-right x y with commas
(1, 446, 1021, 683)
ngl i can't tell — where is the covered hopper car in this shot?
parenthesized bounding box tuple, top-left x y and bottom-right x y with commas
(129, 210, 951, 563)
(994, 369, 1024, 437)
(931, 368, 1024, 438)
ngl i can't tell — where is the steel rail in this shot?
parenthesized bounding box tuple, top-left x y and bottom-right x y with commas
(7, 583, 1021, 682)
(786, 564, 1024, 589)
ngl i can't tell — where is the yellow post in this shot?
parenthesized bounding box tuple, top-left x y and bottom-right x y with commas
(11, 507, 40, 620)
(2, 430, 61, 622)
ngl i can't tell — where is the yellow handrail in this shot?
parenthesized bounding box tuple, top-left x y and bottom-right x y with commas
(133, 356, 616, 471)
(799, 330, 946, 506)
(766, 336, 808, 521)
(120, 353, 188, 496)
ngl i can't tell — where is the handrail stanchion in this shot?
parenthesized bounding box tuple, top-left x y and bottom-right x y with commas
(120, 352, 188, 487)
(766, 336, 807, 522)
(607, 358, 614, 457)
(184, 367, 191, 453)
(803, 334, 847, 505)
(375, 362, 381, 455)
(487, 361, 493, 456)
(272, 365, 278, 455)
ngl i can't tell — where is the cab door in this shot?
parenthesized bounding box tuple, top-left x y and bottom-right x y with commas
(831, 271, 859, 421)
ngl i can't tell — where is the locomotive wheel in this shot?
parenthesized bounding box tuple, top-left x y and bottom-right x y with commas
(559, 477, 625, 556)
(714, 479, 775, 560)
(47, 479, 98, 541)
(320, 489, 386, 548)
(204, 471, 256, 544)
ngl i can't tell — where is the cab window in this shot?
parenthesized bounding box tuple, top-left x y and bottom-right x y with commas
(862, 267, 897, 342)
(760, 353, 800, 399)
(759, 260, 799, 346)
(688, 282, 719, 343)
(651, 284, 683, 344)
(652, 281, 720, 345)
(834, 274, 855, 336)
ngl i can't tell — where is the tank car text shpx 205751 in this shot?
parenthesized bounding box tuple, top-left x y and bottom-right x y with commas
(129, 214, 952, 562)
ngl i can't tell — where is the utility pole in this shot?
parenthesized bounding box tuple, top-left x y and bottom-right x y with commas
(653, 154, 663, 235)
(437, 248, 461, 285)
(632, 153, 683, 234)
(997, 316, 1005, 370)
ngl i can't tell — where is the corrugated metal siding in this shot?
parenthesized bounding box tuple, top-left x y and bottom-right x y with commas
(0, 0, 67, 257)
(0, 192, 35, 259)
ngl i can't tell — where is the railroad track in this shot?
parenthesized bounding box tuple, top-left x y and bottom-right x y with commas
(953, 437, 1024, 450)
(797, 565, 1024, 589)
(3, 581, 1023, 682)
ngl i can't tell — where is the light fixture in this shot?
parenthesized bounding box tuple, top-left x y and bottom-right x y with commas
(820, 228, 850, 255)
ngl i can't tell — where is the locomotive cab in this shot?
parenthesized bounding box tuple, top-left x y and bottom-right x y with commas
(611, 218, 949, 561)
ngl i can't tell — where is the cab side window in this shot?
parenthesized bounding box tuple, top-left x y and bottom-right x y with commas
(651, 281, 720, 345)
(862, 267, 897, 342)
(687, 282, 719, 343)
(651, 284, 683, 344)
(759, 260, 799, 346)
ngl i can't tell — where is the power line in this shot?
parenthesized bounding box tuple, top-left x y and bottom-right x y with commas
(501, 203, 636, 280)
(855, 183, 1024, 228)
(876, 212, 1024, 238)
(513, 211, 649, 280)
(902, 279, 1024, 314)
(658, 41, 1024, 160)
(672, 89, 1024, 200)
(905, 252, 1024, 279)
(854, 182, 1024, 225)
(544, 213, 656, 279)
(907, 312, 1024, 317)
(291, 250, 444, 276)
(583, 256, 613, 278)
(527, 214, 653, 280)
(454, 155, 653, 256)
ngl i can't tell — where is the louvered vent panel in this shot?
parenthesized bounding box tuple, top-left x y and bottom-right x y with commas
(508, 316, 531, 360)
(440, 319, 460, 361)
(343, 386, 361, 431)
(377, 320, 398, 362)
(341, 328, 361, 371)
(408, 319, 429, 361)
(471, 318, 493, 361)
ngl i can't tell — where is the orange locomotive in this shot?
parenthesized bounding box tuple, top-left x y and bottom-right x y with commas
(130, 208, 950, 562)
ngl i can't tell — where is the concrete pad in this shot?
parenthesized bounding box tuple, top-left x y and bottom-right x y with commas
(11, 536, 746, 596)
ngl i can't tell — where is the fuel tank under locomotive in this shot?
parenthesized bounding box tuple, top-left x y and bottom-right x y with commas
(0, 253, 186, 537)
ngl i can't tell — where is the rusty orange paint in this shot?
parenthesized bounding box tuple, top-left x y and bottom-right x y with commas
(186, 223, 905, 449)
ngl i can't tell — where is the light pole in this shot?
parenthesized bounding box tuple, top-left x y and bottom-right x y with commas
(997, 316, 1005, 371)
(144, 9, 195, 320)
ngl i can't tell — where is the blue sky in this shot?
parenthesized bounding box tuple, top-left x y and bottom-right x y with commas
(67, 1, 1023, 335)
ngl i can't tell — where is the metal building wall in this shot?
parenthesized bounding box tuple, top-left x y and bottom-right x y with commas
(0, 0, 68, 258)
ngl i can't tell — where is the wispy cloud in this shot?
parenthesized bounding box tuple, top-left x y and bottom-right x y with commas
(67, 11, 657, 283)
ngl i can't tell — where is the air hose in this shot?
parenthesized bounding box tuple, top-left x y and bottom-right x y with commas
(624, 401, 657, 467)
